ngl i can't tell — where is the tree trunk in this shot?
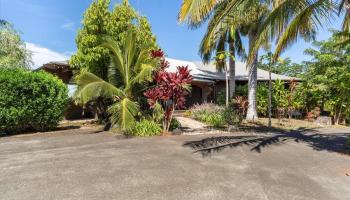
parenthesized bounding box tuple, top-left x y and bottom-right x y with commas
(246, 33, 258, 121)
(334, 104, 343, 125)
(268, 69, 272, 128)
(225, 69, 229, 107)
(228, 39, 236, 99)
(334, 110, 340, 125)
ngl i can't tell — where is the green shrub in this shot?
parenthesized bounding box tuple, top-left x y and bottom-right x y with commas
(129, 119, 162, 137)
(190, 103, 225, 127)
(222, 106, 243, 126)
(202, 113, 225, 127)
(217, 90, 226, 106)
(169, 118, 181, 130)
(236, 85, 248, 96)
(256, 83, 269, 116)
(0, 68, 68, 134)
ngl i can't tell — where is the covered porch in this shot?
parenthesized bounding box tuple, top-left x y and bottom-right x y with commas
(185, 79, 217, 107)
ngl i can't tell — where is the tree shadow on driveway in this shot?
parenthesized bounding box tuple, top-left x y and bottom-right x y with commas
(183, 127, 350, 157)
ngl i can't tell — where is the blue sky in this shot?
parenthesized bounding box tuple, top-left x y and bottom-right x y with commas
(1, 0, 343, 67)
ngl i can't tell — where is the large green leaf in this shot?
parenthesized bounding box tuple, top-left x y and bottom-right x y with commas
(75, 71, 125, 105)
(108, 98, 139, 130)
(100, 36, 126, 83)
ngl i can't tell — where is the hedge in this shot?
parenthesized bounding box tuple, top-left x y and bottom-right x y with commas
(0, 68, 68, 134)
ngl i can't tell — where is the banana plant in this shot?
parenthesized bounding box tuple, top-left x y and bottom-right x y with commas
(74, 30, 158, 131)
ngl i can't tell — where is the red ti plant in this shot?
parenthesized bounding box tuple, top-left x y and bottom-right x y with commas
(144, 50, 192, 132)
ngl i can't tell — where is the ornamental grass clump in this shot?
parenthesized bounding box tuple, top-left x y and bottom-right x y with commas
(190, 103, 226, 127)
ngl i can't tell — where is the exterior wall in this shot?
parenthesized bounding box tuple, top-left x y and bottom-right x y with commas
(185, 85, 202, 107)
(185, 81, 215, 108)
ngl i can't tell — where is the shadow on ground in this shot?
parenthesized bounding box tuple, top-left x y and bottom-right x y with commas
(0, 125, 81, 138)
(183, 124, 350, 157)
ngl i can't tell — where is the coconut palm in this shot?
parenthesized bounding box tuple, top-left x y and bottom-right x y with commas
(222, 0, 336, 63)
(179, 0, 271, 120)
(199, 1, 248, 102)
(340, 0, 350, 30)
(180, 0, 337, 60)
(74, 31, 158, 131)
(241, 5, 271, 120)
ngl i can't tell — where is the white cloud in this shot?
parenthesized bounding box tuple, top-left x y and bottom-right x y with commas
(61, 21, 75, 31)
(26, 42, 69, 69)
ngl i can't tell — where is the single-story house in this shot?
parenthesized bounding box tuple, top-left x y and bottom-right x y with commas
(37, 58, 300, 107)
(165, 58, 300, 106)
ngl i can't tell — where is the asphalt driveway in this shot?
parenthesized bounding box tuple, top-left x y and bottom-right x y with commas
(1, 127, 350, 200)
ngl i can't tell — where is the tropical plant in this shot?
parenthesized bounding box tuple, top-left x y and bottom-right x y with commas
(190, 102, 243, 127)
(0, 21, 32, 69)
(256, 83, 269, 117)
(179, 0, 271, 120)
(238, 0, 337, 63)
(0, 68, 68, 134)
(273, 79, 289, 109)
(222, 105, 243, 126)
(273, 79, 289, 120)
(199, 1, 252, 103)
(190, 103, 226, 127)
(216, 90, 226, 106)
(236, 84, 248, 96)
(339, 0, 350, 30)
(233, 96, 249, 119)
(258, 56, 304, 78)
(242, 5, 272, 121)
(128, 119, 162, 137)
(169, 118, 181, 131)
(70, 0, 157, 79)
(74, 31, 159, 131)
(144, 54, 193, 132)
(302, 34, 350, 124)
(190, 103, 224, 116)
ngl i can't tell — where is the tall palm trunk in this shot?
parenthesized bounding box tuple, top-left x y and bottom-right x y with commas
(228, 39, 236, 98)
(225, 68, 229, 106)
(246, 33, 258, 121)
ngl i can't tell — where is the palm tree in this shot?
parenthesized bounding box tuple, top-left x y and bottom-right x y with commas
(74, 31, 158, 131)
(179, 0, 270, 120)
(340, 0, 350, 30)
(199, 1, 248, 102)
(231, 0, 336, 63)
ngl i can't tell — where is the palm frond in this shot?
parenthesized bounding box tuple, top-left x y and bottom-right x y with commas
(100, 36, 126, 83)
(178, 0, 220, 27)
(334, 30, 350, 48)
(124, 30, 137, 81)
(273, 0, 333, 61)
(199, 0, 249, 64)
(75, 71, 106, 87)
(108, 98, 139, 130)
(132, 63, 154, 84)
(234, 30, 246, 60)
(74, 71, 125, 105)
(339, 0, 350, 30)
(246, 0, 336, 63)
(134, 46, 157, 72)
(107, 61, 122, 87)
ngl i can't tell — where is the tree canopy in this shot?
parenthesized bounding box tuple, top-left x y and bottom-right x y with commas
(70, 0, 157, 79)
(75, 31, 160, 131)
(300, 33, 350, 124)
(0, 20, 32, 69)
(258, 56, 304, 78)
